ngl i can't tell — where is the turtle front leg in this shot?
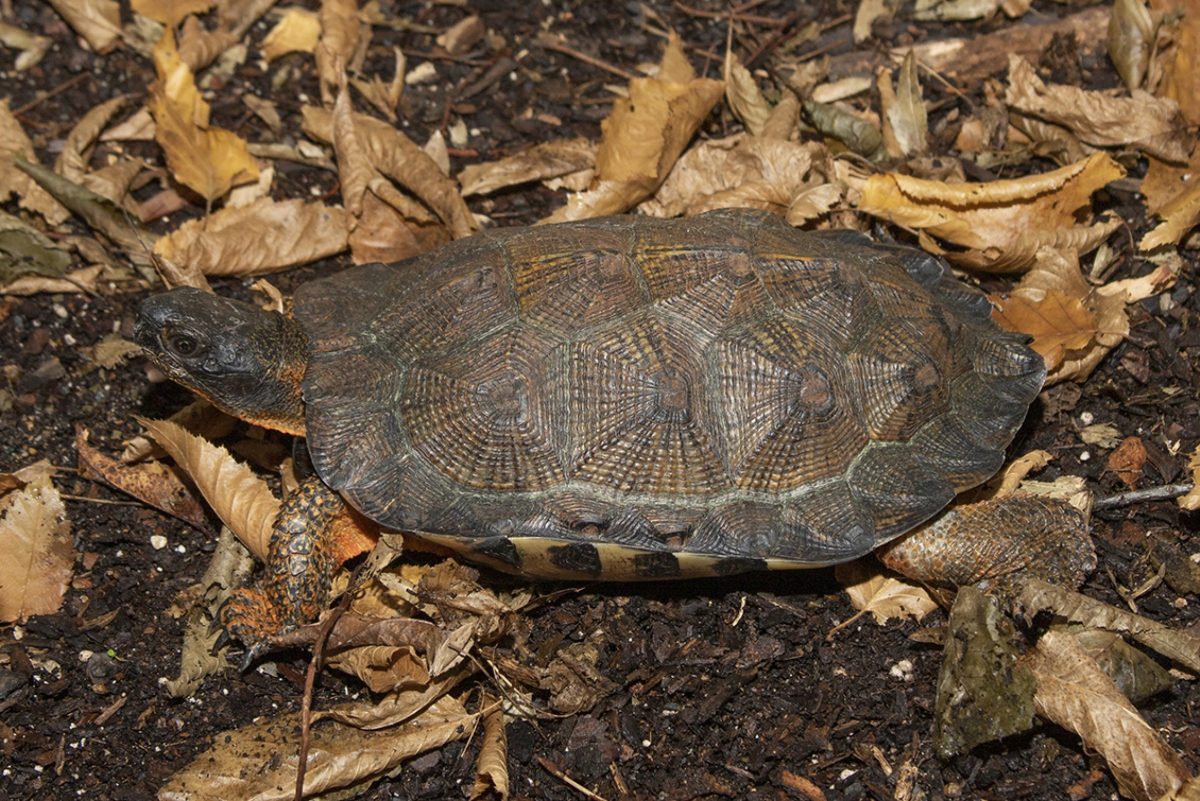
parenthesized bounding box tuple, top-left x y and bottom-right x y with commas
(220, 476, 341, 664)
(876, 494, 1096, 596)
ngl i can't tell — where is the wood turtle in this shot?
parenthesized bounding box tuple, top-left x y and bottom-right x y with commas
(135, 209, 1093, 661)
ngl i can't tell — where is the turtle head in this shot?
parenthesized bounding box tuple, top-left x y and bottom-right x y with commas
(135, 287, 308, 435)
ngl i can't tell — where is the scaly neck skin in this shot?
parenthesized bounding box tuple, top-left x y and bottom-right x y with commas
(236, 314, 308, 436)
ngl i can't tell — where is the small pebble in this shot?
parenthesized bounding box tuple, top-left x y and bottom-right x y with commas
(150, 534, 168, 550)
(889, 659, 914, 681)
(1079, 451, 1090, 462)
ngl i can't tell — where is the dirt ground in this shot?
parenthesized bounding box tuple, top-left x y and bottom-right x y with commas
(1, 1, 1198, 800)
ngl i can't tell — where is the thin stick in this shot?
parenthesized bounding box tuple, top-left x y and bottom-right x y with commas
(673, 1, 792, 26)
(1093, 483, 1193, 510)
(536, 35, 638, 82)
(12, 73, 89, 117)
(537, 756, 612, 801)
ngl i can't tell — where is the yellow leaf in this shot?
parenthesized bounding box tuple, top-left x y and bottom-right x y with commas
(1140, 180, 1200, 250)
(0, 470, 73, 622)
(150, 28, 259, 202)
(261, 7, 321, 61)
(835, 560, 937, 625)
(858, 153, 1123, 272)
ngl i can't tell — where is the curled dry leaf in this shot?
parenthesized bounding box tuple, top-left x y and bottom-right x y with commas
(543, 33, 724, 222)
(858, 153, 1124, 273)
(139, 417, 278, 562)
(1027, 627, 1189, 801)
(983, 449, 1054, 498)
(641, 134, 831, 220)
(1140, 181, 1200, 250)
(470, 704, 509, 801)
(724, 49, 772, 138)
(55, 97, 129, 183)
(121, 400, 235, 463)
(0, 100, 70, 225)
(803, 100, 885, 159)
(159, 697, 477, 801)
(47, 0, 121, 53)
(834, 560, 938, 625)
(315, 0, 362, 103)
(459, 138, 596, 197)
(131, 0, 215, 26)
(332, 84, 373, 218)
(261, 7, 321, 61)
(0, 20, 51, 71)
(1006, 55, 1191, 164)
(349, 192, 447, 265)
(328, 645, 431, 693)
(1107, 0, 1159, 91)
(853, 0, 894, 43)
(912, 0, 1006, 23)
(150, 29, 260, 203)
(878, 51, 927, 158)
(351, 46, 406, 122)
(154, 197, 350, 277)
(1179, 445, 1200, 512)
(75, 426, 208, 531)
(0, 468, 73, 622)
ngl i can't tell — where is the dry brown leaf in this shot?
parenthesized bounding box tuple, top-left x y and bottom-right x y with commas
(121, 400, 235, 463)
(859, 153, 1123, 273)
(1108, 0, 1159, 91)
(1106, 436, 1148, 489)
(879, 51, 927, 158)
(985, 449, 1054, 498)
(351, 46, 406, 121)
(1079, 423, 1123, 449)
(641, 135, 828, 219)
(75, 426, 208, 531)
(992, 247, 1129, 383)
(470, 704, 509, 801)
(0, 20, 51, 71)
(261, 7, 321, 61)
(0, 100, 70, 225)
(1028, 628, 1189, 801)
(139, 417, 278, 562)
(1019, 580, 1200, 674)
(159, 696, 476, 801)
(303, 105, 477, 238)
(1140, 181, 1200, 250)
(1177, 445, 1200, 512)
(101, 108, 156, 143)
(459, 139, 596, 197)
(348, 192, 445, 264)
(315, 0, 362, 103)
(0, 469, 73, 622)
(1153, 0, 1200, 123)
(328, 645, 431, 693)
(835, 560, 937, 625)
(0, 460, 55, 494)
(912, 0, 1006, 22)
(154, 197, 350, 276)
(1006, 55, 1191, 164)
(724, 49, 772, 138)
(174, 15, 238, 73)
(332, 84, 373, 217)
(47, 0, 121, 53)
(150, 28, 260, 203)
(132, 0, 215, 26)
(543, 33, 724, 222)
(55, 96, 129, 182)
(854, 0, 893, 43)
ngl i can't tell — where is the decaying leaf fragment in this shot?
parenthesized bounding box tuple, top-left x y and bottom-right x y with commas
(0, 467, 73, 622)
(543, 33, 724, 222)
(47, 0, 121, 53)
(878, 51, 927, 158)
(315, 0, 362, 102)
(140, 417, 278, 562)
(154, 198, 350, 277)
(149, 29, 260, 203)
(1179, 445, 1200, 512)
(0, 209, 73, 288)
(459, 138, 596, 197)
(724, 49, 772, 138)
(1140, 180, 1200, 250)
(1027, 628, 1190, 801)
(834, 559, 937, 625)
(0, 20, 51, 71)
(0, 100, 70, 225)
(1006, 55, 1191, 164)
(1107, 0, 1159, 91)
(858, 153, 1123, 272)
(261, 7, 321, 61)
(470, 704, 510, 801)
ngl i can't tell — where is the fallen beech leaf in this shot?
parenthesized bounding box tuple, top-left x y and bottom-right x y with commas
(47, 0, 121, 53)
(2, 265, 103, 296)
(348, 192, 446, 264)
(322, 670, 472, 730)
(1178, 445, 1200, 512)
(835, 560, 937, 624)
(351, 46, 406, 122)
(640, 134, 829, 219)
(332, 84, 373, 217)
(1108, 0, 1159, 91)
(100, 108, 156, 143)
(724, 49, 772, 138)
(131, 0, 214, 26)
(859, 153, 1123, 273)
(159, 697, 476, 801)
(545, 641, 616, 714)
(985, 449, 1054, 498)
(1069, 626, 1174, 705)
(315, 0, 361, 103)
(75, 426, 208, 531)
(328, 645, 430, 693)
(1106, 436, 1147, 489)
(55, 96, 129, 183)
(121, 400, 235, 463)
(1028, 627, 1189, 801)
(0, 460, 55, 494)
(0, 469, 73, 622)
(803, 99, 885, 159)
(150, 28, 260, 203)
(261, 7, 321, 61)
(854, 0, 893, 42)
(303, 106, 476, 238)
(0, 20, 51, 71)
(0, 100, 70, 225)
(879, 51, 927, 158)
(154, 197, 350, 277)
(470, 704, 509, 801)
(459, 138, 596, 197)
(1019, 580, 1200, 674)
(543, 33, 724, 222)
(1006, 55, 1191, 164)
(140, 417, 278, 562)
(1140, 181, 1200, 250)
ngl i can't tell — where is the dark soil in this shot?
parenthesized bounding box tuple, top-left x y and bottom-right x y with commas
(2, 2, 1198, 800)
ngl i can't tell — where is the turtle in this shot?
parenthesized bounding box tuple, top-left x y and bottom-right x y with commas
(134, 208, 1094, 661)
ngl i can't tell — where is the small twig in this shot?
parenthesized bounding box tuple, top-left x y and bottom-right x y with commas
(293, 561, 371, 801)
(12, 73, 89, 117)
(1093, 483, 1193, 510)
(673, 1, 792, 26)
(61, 495, 144, 507)
(537, 756, 612, 801)
(536, 34, 638, 82)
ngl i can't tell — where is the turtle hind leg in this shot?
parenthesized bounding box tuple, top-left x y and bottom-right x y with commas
(876, 494, 1096, 596)
(219, 476, 343, 659)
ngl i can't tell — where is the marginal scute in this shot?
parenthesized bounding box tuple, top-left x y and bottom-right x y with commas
(297, 210, 1043, 573)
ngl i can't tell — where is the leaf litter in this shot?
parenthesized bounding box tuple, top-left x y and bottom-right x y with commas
(5, 0, 1200, 798)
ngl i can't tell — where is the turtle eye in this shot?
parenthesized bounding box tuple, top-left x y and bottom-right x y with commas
(167, 332, 201, 357)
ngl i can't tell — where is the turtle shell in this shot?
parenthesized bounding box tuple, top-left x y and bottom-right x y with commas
(293, 209, 1043, 579)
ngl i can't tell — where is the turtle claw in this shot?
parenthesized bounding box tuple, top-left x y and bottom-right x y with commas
(211, 628, 232, 655)
(237, 642, 268, 673)
(217, 586, 286, 667)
